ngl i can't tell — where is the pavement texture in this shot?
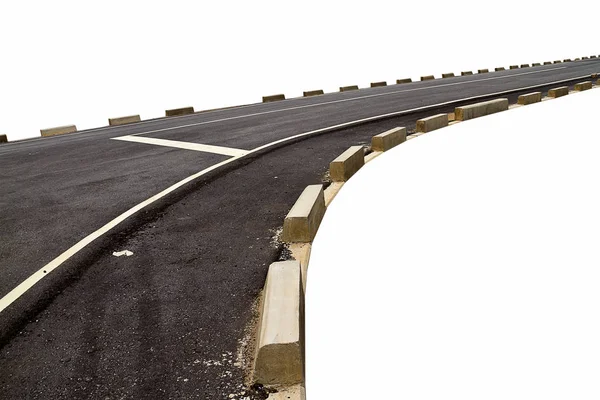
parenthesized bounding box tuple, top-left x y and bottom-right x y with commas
(1, 59, 599, 398)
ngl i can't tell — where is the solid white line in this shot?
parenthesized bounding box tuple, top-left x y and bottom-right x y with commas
(126, 67, 568, 137)
(112, 135, 249, 157)
(0, 72, 593, 314)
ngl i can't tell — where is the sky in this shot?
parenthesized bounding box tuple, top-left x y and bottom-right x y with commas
(0, 0, 597, 141)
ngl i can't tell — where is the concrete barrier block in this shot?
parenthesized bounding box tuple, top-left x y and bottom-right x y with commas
(520, 64, 530, 68)
(339, 85, 359, 92)
(455, 98, 508, 121)
(495, 67, 505, 71)
(517, 92, 542, 105)
(478, 69, 489, 73)
(262, 95, 285, 103)
(282, 185, 326, 243)
(108, 115, 141, 126)
(396, 78, 412, 84)
(303, 90, 324, 97)
(591, 55, 597, 59)
(370, 81, 387, 87)
(564, 59, 572, 62)
(532, 63, 541, 66)
(574, 58, 580, 61)
(371, 127, 406, 152)
(509, 65, 519, 69)
(442, 73, 455, 78)
(416, 113, 448, 133)
(461, 71, 473, 76)
(0, 134, 7, 143)
(554, 60, 562, 64)
(253, 261, 302, 386)
(330, 146, 365, 182)
(165, 107, 194, 116)
(548, 86, 569, 98)
(420, 75, 435, 81)
(582, 56, 589, 60)
(544, 61, 552, 65)
(40, 125, 77, 137)
(574, 81, 592, 91)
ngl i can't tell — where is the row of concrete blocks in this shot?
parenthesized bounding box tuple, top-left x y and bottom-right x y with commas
(252, 126, 407, 388)
(262, 58, 600, 103)
(252, 80, 600, 387)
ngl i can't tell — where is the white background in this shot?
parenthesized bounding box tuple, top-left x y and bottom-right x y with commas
(307, 89, 600, 399)
(0, 0, 597, 141)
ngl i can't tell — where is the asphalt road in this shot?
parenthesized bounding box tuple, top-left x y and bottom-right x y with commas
(1, 59, 599, 399)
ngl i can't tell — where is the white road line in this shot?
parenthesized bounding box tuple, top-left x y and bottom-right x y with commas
(112, 135, 249, 157)
(0, 72, 592, 314)
(126, 67, 568, 137)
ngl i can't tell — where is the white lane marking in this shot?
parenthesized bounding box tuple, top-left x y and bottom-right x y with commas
(0, 72, 593, 314)
(125, 67, 569, 137)
(112, 135, 249, 157)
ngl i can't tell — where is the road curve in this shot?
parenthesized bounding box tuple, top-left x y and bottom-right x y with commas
(0, 59, 599, 399)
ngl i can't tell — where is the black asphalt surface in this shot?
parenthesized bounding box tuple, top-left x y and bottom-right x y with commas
(1, 60, 599, 399)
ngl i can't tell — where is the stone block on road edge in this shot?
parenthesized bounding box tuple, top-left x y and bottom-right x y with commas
(108, 115, 141, 126)
(517, 92, 542, 105)
(40, 125, 77, 137)
(330, 146, 365, 182)
(371, 127, 406, 152)
(165, 107, 194, 116)
(455, 98, 508, 121)
(548, 86, 569, 98)
(262, 94, 286, 103)
(253, 261, 303, 387)
(574, 81, 592, 91)
(282, 185, 326, 243)
(416, 113, 448, 133)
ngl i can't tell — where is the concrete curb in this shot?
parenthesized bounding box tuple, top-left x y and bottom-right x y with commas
(252, 261, 303, 386)
(461, 71, 473, 76)
(554, 60, 562, 64)
(455, 98, 508, 121)
(40, 125, 77, 137)
(252, 78, 600, 390)
(108, 115, 141, 126)
(165, 107, 194, 117)
(517, 92, 542, 105)
(495, 67, 505, 71)
(263, 95, 286, 103)
(421, 75, 435, 81)
(510, 65, 519, 69)
(520, 64, 530, 68)
(548, 86, 569, 98)
(371, 81, 387, 88)
(282, 185, 326, 243)
(478, 69, 489, 74)
(303, 90, 324, 97)
(574, 81, 592, 92)
(339, 85, 359, 92)
(396, 78, 412, 84)
(416, 113, 448, 133)
(371, 127, 406, 152)
(532, 63, 541, 67)
(544, 61, 552, 65)
(442, 73, 455, 78)
(0, 134, 7, 144)
(330, 146, 365, 182)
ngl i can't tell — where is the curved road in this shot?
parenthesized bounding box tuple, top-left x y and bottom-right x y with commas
(0, 59, 599, 399)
